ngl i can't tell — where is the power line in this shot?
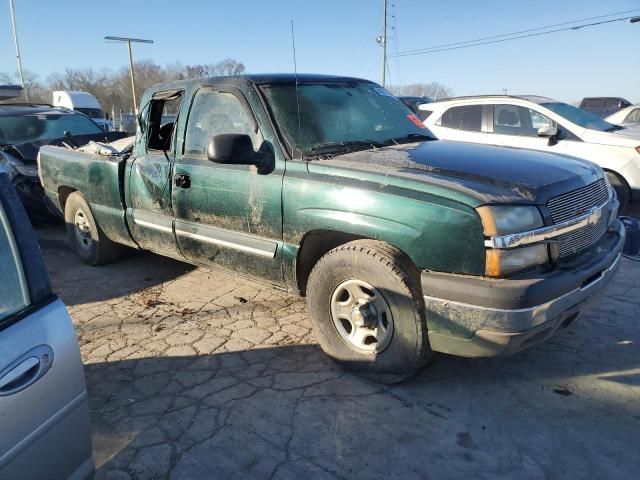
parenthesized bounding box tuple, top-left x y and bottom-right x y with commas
(391, 9, 640, 58)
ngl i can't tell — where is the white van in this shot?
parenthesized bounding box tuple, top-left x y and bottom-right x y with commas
(53, 91, 110, 131)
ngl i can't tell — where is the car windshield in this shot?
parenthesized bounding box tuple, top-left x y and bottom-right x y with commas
(260, 81, 434, 157)
(75, 107, 105, 119)
(541, 102, 616, 132)
(0, 112, 103, 144)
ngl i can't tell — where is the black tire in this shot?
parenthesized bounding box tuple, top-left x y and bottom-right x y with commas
(306, 240, 431, 382)
(606, 171, 630, 212)
(64, 192, 122, 265)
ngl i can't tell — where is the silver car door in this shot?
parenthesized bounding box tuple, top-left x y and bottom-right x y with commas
(0, 174, 93, 480)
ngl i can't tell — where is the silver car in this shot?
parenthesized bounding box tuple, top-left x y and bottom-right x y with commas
(0, 173, 93, 479)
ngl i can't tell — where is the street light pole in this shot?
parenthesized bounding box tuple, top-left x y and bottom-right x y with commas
(8, 0, 28, 101)
(104, 36, 153, 114)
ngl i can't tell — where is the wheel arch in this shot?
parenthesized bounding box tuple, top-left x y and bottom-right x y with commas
(57, 186, 77, 212)
(295, 229, 417, 296)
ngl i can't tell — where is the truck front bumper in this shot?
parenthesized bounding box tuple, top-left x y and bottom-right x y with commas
(421, 219, 625, 357)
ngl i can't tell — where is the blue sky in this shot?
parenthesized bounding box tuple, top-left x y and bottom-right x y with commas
(1, 0, 639, 102)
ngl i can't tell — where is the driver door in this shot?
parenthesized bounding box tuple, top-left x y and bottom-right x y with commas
(172, 85, 285, 284)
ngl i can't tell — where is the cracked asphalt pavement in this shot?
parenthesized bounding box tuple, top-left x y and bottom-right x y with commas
(37, 226, 639, 480)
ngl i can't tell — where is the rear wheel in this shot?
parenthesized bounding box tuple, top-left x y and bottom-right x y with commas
(606, 171, 630, 211)
(64, 192, 122, 265)
(306, 240, 432, 382)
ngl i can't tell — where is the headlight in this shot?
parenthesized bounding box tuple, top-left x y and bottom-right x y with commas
(10, 162, 38, 177)
(477, 205, 548, 277)
(476, 205, 543, 235)
(485, 244, 549, 277)
(0, 151, 38, 178)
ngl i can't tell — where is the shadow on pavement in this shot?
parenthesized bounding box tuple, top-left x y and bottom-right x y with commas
(36, 225, 195, 306)
(88, 335, 640, 480)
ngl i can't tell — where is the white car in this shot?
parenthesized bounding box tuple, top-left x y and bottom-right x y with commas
(605, 104, 640, 126)
(420, 96, 640, 208)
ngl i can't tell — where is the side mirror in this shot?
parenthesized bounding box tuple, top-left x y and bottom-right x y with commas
(206, 133, 256, 164)
(537, 126, 558, 138)
(206, 134, 275, 174)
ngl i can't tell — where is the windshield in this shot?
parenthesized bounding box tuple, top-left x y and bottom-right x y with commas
(260, 82, 434, 157)
(0, 112, 103, 144)
(541, 102, 616, 132)
(76, 107, 105, 119)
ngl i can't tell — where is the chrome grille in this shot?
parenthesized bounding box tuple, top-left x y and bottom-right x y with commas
(547, 178, 611, 257)
(555, 214, 609, 257)
(547, 178, 609, 223)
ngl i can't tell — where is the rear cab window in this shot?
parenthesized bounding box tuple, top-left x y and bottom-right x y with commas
(142, 91, 183, 152)
(439, 105, 483, 132)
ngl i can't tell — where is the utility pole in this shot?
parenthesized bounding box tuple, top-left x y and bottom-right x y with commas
(8, 0, 28, 101)
(382, 0, 388, 86)
(376, 0, 388, 87)
(104, 36, 153, 114)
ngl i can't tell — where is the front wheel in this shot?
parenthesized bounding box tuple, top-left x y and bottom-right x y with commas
(306, 240, 432, 382)
(64, 192, 122, 265)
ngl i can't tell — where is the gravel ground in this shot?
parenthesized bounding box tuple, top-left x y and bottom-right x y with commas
(37, 226, 640, 480)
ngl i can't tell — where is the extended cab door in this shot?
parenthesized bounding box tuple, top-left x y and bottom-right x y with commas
(0, 175, 93, 480)
(126, 90, 184, 258)
(172, 85, 285, 284)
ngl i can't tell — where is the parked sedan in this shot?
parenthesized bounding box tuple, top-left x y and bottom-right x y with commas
(0, 103, 125, 219)
(605, 104, 640, 126)
(420, 95, 640, 208)
(0, 173, 93, 479)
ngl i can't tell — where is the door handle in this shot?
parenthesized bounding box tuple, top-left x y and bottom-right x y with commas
(0, 345, 54, 396)
(0, 357, 39, 391)
(175, 174, 191, 189)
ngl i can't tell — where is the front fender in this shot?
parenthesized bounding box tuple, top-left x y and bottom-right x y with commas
(283, 171, 486, 276)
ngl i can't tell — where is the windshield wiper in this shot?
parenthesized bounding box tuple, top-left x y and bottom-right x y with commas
(307, 140, 384, 157)
(605, 125, 624, 132)
(385, 133, 435, 144)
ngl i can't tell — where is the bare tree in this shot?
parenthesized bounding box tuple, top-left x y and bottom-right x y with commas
(2, 57, 247, 112)
(0, 70, 48, 103)
(183, 59, 246, 78)
(389, 82, 453, 100)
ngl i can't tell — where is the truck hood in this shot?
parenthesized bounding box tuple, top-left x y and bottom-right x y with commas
(307, 140, 603, 206)
(2, 131, 127, 164)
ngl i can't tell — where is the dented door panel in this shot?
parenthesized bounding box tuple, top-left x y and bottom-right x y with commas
(125, 153, 181, 257)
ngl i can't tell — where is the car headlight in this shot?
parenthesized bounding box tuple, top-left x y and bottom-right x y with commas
(477, 205, 548, 277)
(0, 151, 38, 178)
(476, 205, 544, 235)
(485, 244, 549, 277)
(9, 162, 38, 177)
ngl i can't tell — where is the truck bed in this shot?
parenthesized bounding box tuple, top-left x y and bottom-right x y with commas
(38, 145, 136, 247)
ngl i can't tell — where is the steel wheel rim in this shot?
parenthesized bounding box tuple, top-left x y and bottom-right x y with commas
(330, 279, 394, 354)
(74, 209, 93, 252)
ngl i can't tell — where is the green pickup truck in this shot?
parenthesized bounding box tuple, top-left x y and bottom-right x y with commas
(38, 74, 624, 379)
